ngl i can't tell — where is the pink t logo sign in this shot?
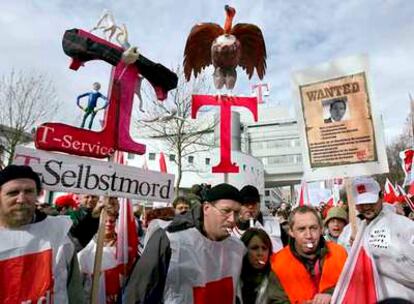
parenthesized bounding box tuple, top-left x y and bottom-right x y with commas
(192, 95, 257, 173)
(35, 29, 146, 158)
(251, 83, 269, 104)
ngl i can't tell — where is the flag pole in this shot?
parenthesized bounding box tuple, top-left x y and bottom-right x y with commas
(344, 177, 357, 241)
(90, 203, 108, 304)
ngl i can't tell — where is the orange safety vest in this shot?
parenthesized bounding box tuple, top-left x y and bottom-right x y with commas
(270, 241, 347, 304)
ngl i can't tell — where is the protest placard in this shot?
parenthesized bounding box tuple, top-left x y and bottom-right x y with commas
(13, 146, 175, 202)
(293, 55, 388, 180)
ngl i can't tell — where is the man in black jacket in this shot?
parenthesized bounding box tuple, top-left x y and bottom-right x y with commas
(123, 183, 246, 304)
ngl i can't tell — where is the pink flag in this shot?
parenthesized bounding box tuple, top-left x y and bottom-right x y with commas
(332, 221, 382, 303)
(296, 181, 310, 207)
(383, 178, 399, 204)
(159, 152, 167, 173)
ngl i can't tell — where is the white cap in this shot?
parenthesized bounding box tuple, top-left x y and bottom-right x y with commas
(352, 176, 380, 205)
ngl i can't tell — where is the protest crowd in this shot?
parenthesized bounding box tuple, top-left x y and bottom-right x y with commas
(0, 164, 413, 303)
(1, 5, 414, 304)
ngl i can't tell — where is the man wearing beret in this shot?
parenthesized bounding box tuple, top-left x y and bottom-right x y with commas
(124, 183, 246, 304)
(0, 165, 84, 303)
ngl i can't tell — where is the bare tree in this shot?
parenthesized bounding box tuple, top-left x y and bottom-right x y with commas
(135, 66, 216, 195)
(0, 70, 59, 166)
(375, 109, 413, 186)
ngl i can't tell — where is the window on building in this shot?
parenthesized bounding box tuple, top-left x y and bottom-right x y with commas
(149, 153, 156, 160)
(265, 190, 270, 196)
(169, 154, 175, 162)
(205, 158, 210, 165)
(243, 164, 246, 171)
(127, 153, 134, 160)
(188, 155, 194, 164)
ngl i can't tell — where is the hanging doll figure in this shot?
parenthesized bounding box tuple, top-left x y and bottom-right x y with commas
(77, 82, 108, 129)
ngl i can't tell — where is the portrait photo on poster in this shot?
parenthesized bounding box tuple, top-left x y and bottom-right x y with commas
(323, 97, 349, 123)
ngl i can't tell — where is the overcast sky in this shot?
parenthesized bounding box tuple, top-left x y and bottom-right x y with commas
(1, 0, 413, 143)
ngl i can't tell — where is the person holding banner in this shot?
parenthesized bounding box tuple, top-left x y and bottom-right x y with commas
(0, 165, 84, 303)
(78, 212, 122, 303)
(123, 183, 246, 304)
(350, 177, 414, 300)
(270, 205, 347, 304)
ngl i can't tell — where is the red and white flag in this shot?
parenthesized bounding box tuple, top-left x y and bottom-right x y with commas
(113, 151, 138, 274)
(332, 221, 383, 303)
(400, 149, 414, 186)
(159, 152, 167, 173)
(396, 184, 414, 212)
(383, 178, 399, 204)
(296, 181, 311, 207)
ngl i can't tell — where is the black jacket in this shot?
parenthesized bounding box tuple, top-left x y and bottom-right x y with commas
(122, 206, 204, 304)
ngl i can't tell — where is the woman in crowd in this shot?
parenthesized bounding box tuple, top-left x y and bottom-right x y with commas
(323, 206, 348, 243)
(238, 228, 278, 304)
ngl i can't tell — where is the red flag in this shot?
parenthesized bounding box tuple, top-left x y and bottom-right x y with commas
(296, 181, 310, 207)
(396, 185, 414, 212)
(332, 221, 382, 303)
(159, 152, 167, 173)
(400, 149, 414, 186)
(383, 178, 399, 204)
(116, 198, 138, 274)
(113, 151, 138, 275)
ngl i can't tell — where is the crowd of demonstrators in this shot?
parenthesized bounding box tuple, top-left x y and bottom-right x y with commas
(0, 165, 84, 303)
(232, 185, 283, 252)
(2, 163, 414, 303)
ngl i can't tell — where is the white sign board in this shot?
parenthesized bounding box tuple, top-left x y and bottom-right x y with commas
(13, 146, 175, 202)
(293, 55, 389, 181)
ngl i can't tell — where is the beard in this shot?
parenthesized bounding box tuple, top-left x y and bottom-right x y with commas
(2, 206, 35, 228)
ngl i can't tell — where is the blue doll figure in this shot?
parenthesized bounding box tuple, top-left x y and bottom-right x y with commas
(77, 82, 108, 129)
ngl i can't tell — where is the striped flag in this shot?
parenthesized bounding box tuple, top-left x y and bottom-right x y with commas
(396, 184, 414, 212)
(383, 178, 399, 204)
(113, 151, 138, 274)
(332, 221, 383, 303)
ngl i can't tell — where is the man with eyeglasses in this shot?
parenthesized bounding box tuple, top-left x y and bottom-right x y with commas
(123, 183, 246, 303)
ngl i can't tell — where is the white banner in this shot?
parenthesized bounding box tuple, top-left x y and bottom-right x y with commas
(293, 55, 389, 181)
(13, 146, 175, 202)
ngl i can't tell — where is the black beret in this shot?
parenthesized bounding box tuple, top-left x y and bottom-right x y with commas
(205, 183, 241, 204)
(0, 165, 42, 192)
(240, 185, 260, 204)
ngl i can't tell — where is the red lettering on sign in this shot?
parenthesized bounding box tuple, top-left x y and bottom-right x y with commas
(192, 95, 257, 173)
(34, 30, 146, 158)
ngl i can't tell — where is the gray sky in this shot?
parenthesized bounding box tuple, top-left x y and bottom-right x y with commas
(1, 0, 413, 143)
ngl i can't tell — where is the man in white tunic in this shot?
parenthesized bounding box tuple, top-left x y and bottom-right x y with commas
(351, 176, 414, 301)
(0, 165, 84, 303)
(124, 183, 246, 304)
